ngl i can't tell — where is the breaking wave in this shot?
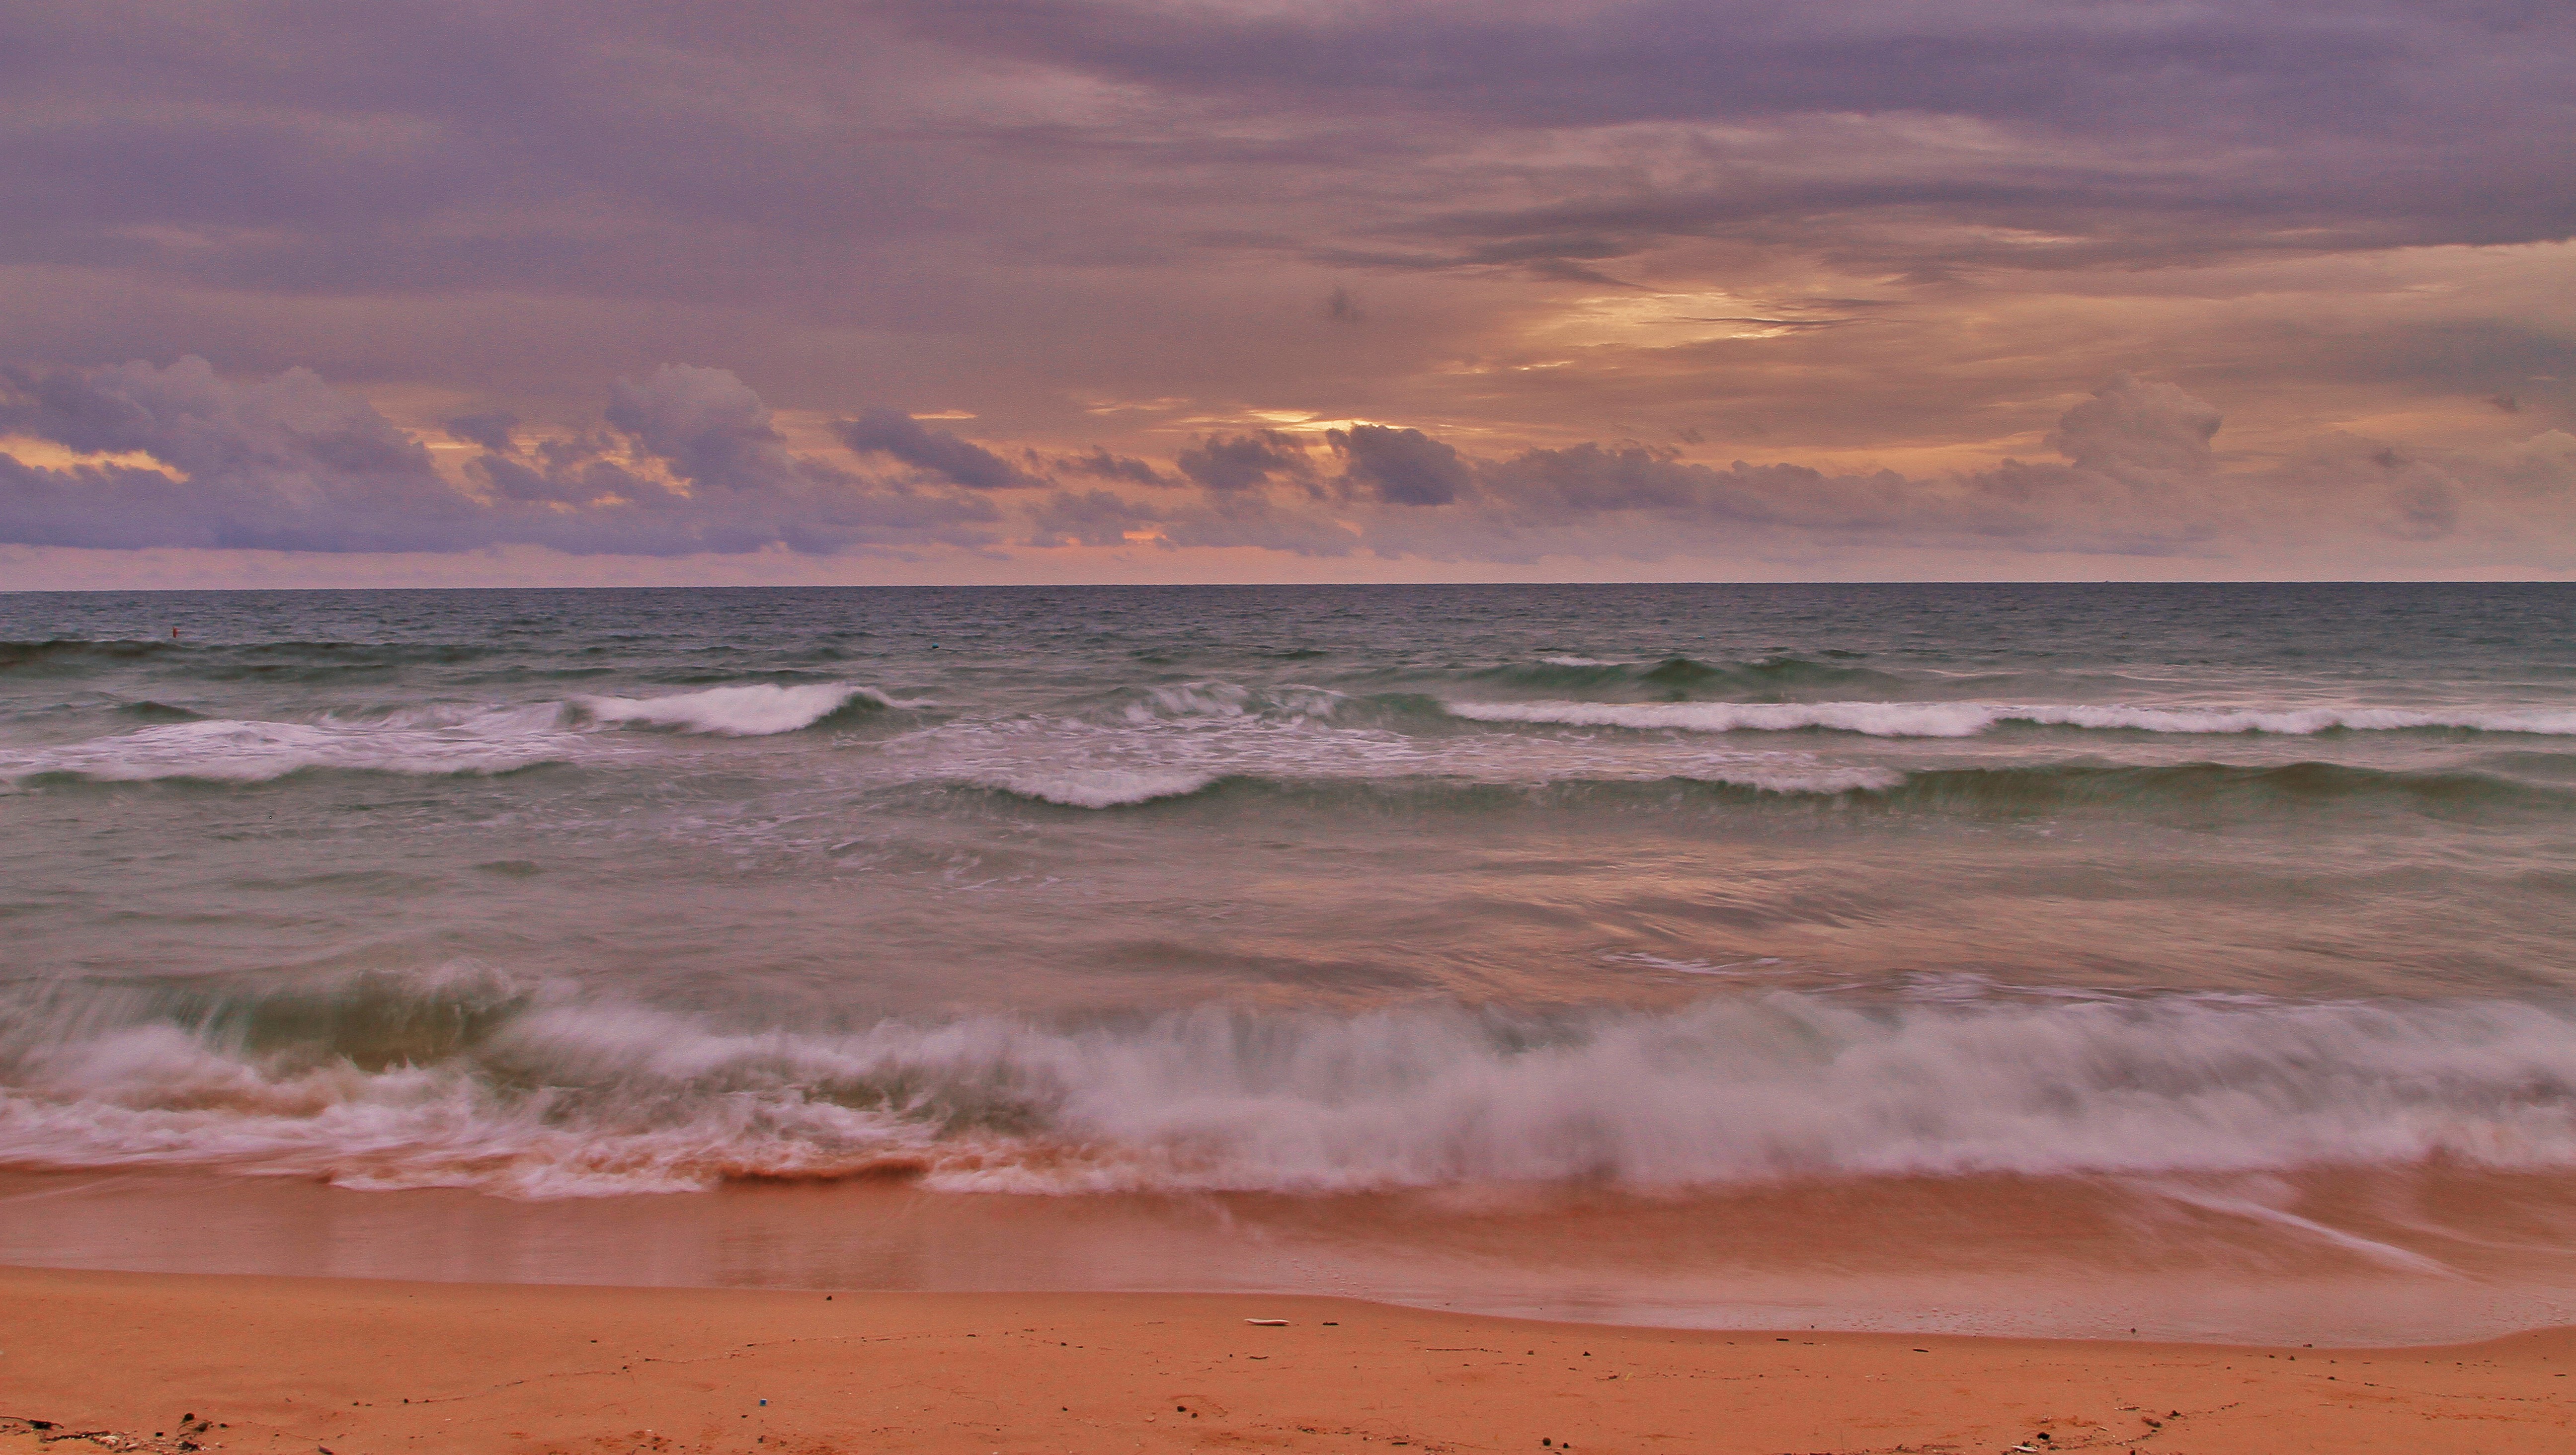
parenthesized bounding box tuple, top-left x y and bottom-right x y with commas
(0, 705, 582, 784)
(1446, 699, 2576, 737)
(1103, 680, 1349, 723)
(0, 682, 933, 783)
(6, 986, 2576, 1198)
(952, 761, 2561, 818)
(575, 682, 916, 736)
(975, 767, 1225, 808)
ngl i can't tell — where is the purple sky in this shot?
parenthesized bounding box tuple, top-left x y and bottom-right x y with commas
(2, 0, 2572, 585)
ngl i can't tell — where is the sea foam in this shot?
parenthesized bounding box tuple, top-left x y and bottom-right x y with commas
(577, 682, 910, 736)
(976, 767, 1223, 808)
(7, 991, 2576, 1198)
(1445, 699, 2576, 737)
(0, 705, 579, 783)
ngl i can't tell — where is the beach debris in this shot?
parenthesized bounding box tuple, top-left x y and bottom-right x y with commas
(1244, 1318, 1289, 1326)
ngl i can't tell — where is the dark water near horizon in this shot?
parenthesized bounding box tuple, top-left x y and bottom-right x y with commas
(6, 583, 2576, 1337)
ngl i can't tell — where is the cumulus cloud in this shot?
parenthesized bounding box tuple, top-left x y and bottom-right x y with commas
(1331, 424, 1472, 507)
(1056, 446, 1176, 488)
(0, 357, 482, 551)
(1, 359, 997, 556)
(1177, 431, 1316, 493)
(834, 408, 1041, 490)
(1265, 375, 2576, 561)
(6, 360, 2574, 568)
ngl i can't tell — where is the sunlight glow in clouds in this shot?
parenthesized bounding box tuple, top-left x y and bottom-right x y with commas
(0, 1, 2570, 584)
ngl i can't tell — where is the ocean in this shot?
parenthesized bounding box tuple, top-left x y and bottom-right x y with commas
(6, 582, 2576, 1340)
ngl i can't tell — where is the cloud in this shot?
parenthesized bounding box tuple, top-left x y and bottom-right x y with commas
(1025, 487, 1156, 547)
(1330, 424, 1471, 507)
(0, 356, 483, 551)
(1177, 431, 1316, 493)
(834, 408, 1041, 490)
(6, 359, 2574, 571)
(443, 411, 519, 453)
(1055, 446, 1177, 488)
(1, 358, 998, 556)
(2047, 376, 2221, 479)
(0, 0, 2565, 567)
(1421, 375, 2225, 550)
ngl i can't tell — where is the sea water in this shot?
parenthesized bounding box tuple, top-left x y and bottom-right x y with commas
(5, 583, 2575, 1337)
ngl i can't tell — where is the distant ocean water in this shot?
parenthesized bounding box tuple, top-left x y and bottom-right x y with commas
(6, 583, 2576, 1336)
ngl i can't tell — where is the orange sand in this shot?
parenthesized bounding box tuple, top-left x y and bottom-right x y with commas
(1, 1264, 2569, 1454)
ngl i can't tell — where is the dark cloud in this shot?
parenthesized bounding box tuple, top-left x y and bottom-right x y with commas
(1330, 424, 1471, 507)
(0, 4, 2568, 576)
(835, 408, 1041, 490)
(1055, 446, 1177, 488)
(1176, 431, 1315, 493)
(0, 356, 484, 550)
(6, 360, 2573, 567)
(443, 411, 519, 452)
(886, 0, 2576, 272)
(0, 358, 997, 555)
(1452, 376, 2233, 549)
(6, 2, 2562, 315)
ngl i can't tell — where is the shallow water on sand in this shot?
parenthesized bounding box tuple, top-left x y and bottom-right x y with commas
(5, 583, 2575, 1337)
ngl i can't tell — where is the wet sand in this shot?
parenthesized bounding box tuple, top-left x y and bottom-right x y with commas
(9, 1168, 2576, 1346)
(3, 1264, 2571, 1455)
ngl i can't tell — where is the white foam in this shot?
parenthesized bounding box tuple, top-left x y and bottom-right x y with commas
(867, 684, 1896, 808)
(1446, 699, 2576, 738)
(1540, 656, 1624, 668)
(578, 682, 908, 736)
(8, 993, 2576, 1199)
(979, 767, 1221, 808)
(1606, 954, 1789, 977)
(1116, 681, 1346, 723)
(0, 705, 579, 783)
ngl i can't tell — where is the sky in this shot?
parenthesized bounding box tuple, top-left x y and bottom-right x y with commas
(1, 0, 2572, 587)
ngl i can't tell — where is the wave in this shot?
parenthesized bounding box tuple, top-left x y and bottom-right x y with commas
(975, 767, 1225, 808)
(1869, 761, 2564, 816)
(114, 700, 205, 723)
(1106, 680, 1349, 723)
(965, 766, 1905, 811)
(941, 761, 2551, 818)
(1486, 654, 1906, 695)
(0, 637, 508, 679)
(574, 682, 920, 736)
(1446, 698, 2576, 737)
(0, 705, 582, 784)
(0, 638, 175, 673)
(0, 681, 931, 784)
(6, 987, 2576, 1198)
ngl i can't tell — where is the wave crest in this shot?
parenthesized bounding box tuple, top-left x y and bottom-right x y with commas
(7, 990, 2576, 1198)
(0, 705, 580, 784)
(1447, 699, 2576, 737)
(975, 767, 1223, 808)
(575, 682, 913, 736)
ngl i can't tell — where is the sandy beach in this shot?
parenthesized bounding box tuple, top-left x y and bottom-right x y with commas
(2, 1265, 2568, 1455)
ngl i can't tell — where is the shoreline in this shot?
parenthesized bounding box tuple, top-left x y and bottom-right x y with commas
(9, 1168, 2576, 1349)
(4, 1264, 2569, 1454)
